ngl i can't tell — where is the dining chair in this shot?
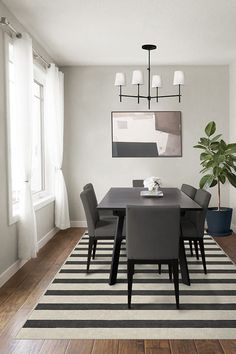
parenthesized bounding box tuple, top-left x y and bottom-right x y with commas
(181, 189, 211, 274)
(126, 205, 180, 309)
(181, 184, 197, 199)
(132, 180, 144, 187)
(181, 184, 197, 256)
(81, 187, 121, 272)
(83, 183, 113, 218)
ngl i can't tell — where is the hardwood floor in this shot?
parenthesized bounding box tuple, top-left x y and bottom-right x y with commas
(0, 228, 235, 354)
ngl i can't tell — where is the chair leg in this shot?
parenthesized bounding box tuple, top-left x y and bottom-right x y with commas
(194, 240, 199, 260)
(87, 237, 94, 273)
(92, 239, 97, 259)
(172, 259, 180, 309)
(158, 263, 162, 274)
(189, 240, 193, 256)
(199, 238, 207, 274)
(168, 263, 172, 282)
(128, 260, 134, 309)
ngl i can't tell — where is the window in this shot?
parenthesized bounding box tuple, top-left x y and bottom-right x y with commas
(5, 35, 52, 223)
(31, 80, 45, 194)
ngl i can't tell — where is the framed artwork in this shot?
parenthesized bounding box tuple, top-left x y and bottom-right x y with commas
(111, 111, 182, 157)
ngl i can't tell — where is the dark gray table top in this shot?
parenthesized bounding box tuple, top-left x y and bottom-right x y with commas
(97, 187, 202, 211)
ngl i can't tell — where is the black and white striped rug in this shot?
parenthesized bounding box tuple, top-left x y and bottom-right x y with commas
(17, 232, 236, 339)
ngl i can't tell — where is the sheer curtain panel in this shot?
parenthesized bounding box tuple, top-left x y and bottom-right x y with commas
(14, 33, 38, 259)
(46, 64, 70, 229)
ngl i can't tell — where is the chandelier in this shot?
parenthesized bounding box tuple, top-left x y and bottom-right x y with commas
(114, 44, 184, 109)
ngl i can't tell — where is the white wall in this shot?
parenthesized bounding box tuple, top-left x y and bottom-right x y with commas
(229, 61, 236, 229)
(62, 65, 229, 223)
(0, 1, 55, 276)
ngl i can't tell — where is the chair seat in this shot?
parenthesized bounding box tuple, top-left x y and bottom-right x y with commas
(95, 217, 126, 237)
(95, 218, 117, 237)
(181, 219, 199, 238)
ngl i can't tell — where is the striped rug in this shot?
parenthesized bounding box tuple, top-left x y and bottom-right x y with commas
(17, 232, 236, 339)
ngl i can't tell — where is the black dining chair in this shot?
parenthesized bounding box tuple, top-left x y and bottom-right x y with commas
(132, 180, 144, 187)
(81, 187, 123, 272)
(181, 189, 211, 274)
(126, 205, 181, 309)
(181, 184, 197, 256)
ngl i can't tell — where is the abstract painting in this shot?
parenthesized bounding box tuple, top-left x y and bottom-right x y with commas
(112, 111, 182, 157)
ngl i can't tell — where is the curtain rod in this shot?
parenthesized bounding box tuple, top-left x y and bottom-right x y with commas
(0, 16, 22, 38)
(33, 49, 50, 68)
(0, 16, 51, 68)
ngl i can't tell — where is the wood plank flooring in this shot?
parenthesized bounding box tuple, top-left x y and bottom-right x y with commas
(0, 227, 235, 354)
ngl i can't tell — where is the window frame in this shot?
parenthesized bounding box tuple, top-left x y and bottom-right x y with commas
(32, 64, 54, 203)
(32, 76, 46, 197)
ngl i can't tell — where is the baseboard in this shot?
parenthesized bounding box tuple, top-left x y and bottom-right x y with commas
(37, 227, 58, 250)
(0, 227, 58, 288)
(0, 259, 28, 288)
(70, 220, 87, 228)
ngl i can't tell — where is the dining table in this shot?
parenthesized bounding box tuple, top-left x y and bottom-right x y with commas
(97, 187, 202, 286)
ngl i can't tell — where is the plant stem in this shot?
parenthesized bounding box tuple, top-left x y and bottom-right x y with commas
(218, 180, 221, 211)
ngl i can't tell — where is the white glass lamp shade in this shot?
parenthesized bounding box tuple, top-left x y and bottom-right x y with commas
(132, 70, 144, 85)
(173, 71, 184, 85)
(152, 75, 162, 88)
(114, 72, 126, 86)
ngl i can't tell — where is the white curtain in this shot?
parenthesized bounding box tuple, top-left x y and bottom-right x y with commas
(46, 64, 70, 229)
(14, 33, 38, 259)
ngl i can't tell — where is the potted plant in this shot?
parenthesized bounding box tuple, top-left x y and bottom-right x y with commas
(194, 121, 236, 236)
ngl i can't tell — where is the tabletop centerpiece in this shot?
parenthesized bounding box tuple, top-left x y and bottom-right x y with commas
(141, 176, 163, 197)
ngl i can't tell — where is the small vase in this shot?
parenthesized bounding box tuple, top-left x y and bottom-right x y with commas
(148, 187, 158, 195)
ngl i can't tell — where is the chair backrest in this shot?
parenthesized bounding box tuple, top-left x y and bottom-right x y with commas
(83, 183, 98, 206)
(181, 184, 197, 199)
(189, 189, 211, 237)
(80, 188, 99, 236)
(132, 180, 144, 187)
(126, 205, 180, 260)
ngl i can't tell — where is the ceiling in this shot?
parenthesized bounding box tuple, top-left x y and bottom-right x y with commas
(3, 0, 236, 66)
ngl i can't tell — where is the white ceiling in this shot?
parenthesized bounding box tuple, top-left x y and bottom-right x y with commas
(3, 0, 236, 66)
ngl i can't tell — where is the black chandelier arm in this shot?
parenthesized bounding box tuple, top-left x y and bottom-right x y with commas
(151, 94, 181, 99)
(120, 94, 148, 99)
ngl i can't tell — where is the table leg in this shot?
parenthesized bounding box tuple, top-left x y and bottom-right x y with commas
(179, 238, 190, 286)
(109, 212, 125, 285)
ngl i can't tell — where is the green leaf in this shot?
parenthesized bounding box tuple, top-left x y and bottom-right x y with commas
(199, 174, 214, 189)
(210, 142, 220, 150)
(211, 134, 222, 142)
(200, 167, 210, 173)
(226, 145, 236, 154)
(220, 140, 227, 151)
(226, 172, 236, 187)
(210, 179, 218, 187)
(213, 166, 220, 176)
(206, 160, 215, 168)
(200, 152, 212, 161)
(200, 137, 210, 146)
(194, 144, 207, 150)
(219, 174, 226, 184)
(227, 143, 236, 150)
(205, 121, 216, 137)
